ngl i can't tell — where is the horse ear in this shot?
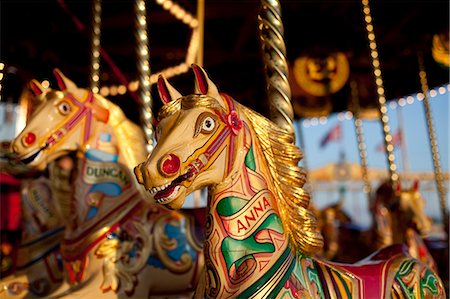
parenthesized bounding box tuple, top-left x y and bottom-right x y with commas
(192, 64, 221, 99)
(157, 75, 182, 104)
(53, 69, 78, 91)
(412, 180, 419, 192)
(30, 79, 45, 96)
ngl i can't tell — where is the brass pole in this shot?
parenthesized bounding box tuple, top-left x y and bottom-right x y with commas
(361, 0, 398, 185)
(417, 52, 448, 232)
(134, 0, 154, 154)
(350, 80, 372, 198)
(196, 0, 205, 67)
(258, 0, 295, 138)
(89, 0, 102, 93)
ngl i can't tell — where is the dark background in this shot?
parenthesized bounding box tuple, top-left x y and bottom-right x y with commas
(2, 0, 449, 124)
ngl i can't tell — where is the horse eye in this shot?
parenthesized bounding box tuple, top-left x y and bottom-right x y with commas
(202, 117, 215, 132)
(58, 101, 71, 115)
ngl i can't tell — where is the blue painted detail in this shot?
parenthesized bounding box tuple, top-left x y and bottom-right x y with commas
(146, 222, 197, 269)
(85, 149, 118, 163)
(87, 207, 98, 220)
(107, 232, 118, 240)
(89, 183, 122, 197)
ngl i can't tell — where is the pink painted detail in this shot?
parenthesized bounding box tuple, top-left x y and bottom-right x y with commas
(193, 65, 208, 94)
(23, 132, 36, 146)
(30, 81, 44, 96)
(158, 75, 172, 104)
(53, 69, 67, 90)
(227, 111, 243, 135)
(160, 154, 181, 176)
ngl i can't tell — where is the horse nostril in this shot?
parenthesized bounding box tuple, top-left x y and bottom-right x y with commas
(159, 154, 181, 177)
(22, 132, 36, 146)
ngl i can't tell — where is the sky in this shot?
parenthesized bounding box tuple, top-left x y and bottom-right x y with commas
(295, 87, 449, 227)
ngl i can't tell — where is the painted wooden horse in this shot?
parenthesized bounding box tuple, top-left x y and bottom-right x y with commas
(9, 70, 205, 298)
(324, 180, 438, 267)
(135, 65, 446, 298)
(0, 152, 75, 298)
(371, 180, 437, 270)
(313, 200, 352, 260)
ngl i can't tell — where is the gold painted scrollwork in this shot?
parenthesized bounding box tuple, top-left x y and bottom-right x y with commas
(153, 214, 194, 274)
(95, 213, 152, 293)
(293, 52, 349, 97)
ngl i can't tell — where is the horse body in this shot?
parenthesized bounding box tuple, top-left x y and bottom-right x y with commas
(135, 65, 446, 298)
(329, 180, 438, 270)
(9, 71, 204, 298)
(0, 172, 66, 298)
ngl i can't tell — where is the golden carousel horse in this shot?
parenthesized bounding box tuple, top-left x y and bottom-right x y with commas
(9, 70, 205, 298)
(135, 65, 445, 298)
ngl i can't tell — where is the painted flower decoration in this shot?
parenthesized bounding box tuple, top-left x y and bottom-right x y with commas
(227, 111, 242, 135)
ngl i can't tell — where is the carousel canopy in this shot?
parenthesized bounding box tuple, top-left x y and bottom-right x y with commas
(3, 0, 449, 123)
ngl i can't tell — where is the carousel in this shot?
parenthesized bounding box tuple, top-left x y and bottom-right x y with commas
(1, 0, 448, 298)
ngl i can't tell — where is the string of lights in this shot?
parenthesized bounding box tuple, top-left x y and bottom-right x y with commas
(302, 83, 450, 127)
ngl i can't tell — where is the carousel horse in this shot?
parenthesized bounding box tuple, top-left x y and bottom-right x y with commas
(135, 65, 445, 298)
(313, 200, 352, 260)
(370, 180, 437, 271)
(9, 70, 205, 298)
(321, 180, 438, 267)
(0, 151, 74, 298)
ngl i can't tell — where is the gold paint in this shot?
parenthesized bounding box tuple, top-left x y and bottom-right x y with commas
(258, 0, 295, 137)
(293, 52, 350, 97)
(241, 104, 323, 253)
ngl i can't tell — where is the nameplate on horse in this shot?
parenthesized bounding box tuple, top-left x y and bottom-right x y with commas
(218, 190, 276, 240)
(82, 160, 130, 187)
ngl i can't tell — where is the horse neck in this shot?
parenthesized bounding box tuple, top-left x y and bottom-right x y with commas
(17, 176, 64, 268)
(204, 123, 292, 296)
(371, 196, 394, 248)
(64, 121, 143, 239)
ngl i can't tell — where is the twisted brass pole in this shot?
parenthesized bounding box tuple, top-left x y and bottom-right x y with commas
(417, 52, 448, 231)
(258, 0, 295, 138)
(89, 0, 102, 93)
(350, 80, 372, 198)
(134, 0, 154, 154)
(361, 0, 398, 185)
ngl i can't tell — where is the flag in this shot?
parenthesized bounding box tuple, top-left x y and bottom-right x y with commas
(320, 123, 342, 148)
(376, 129, 402, 152)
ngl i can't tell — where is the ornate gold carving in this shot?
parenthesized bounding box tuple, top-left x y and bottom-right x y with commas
(293, 52, 349, 97)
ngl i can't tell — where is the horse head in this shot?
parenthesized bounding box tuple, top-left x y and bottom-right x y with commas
(10, 70, 109, 170)
(135, 65, 247, 210)
(394, 180, 432, 237)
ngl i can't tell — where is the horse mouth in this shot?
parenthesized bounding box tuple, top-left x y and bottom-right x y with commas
(19, 148, 44, 165)
(150, 172, 193, 204)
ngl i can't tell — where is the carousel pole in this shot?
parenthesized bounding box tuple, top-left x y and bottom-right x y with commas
(350, 80, 372, 199)
(194, 0, 205, 208)
(258, 0, 295, 138)
(134, 0, 155, 154)
(196, 0, 205, 67)
(361, 0, 399, 185)
(89, 0, 102, 93)
(417, 52, 449, 233)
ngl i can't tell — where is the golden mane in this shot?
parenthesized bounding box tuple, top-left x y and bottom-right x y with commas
(240, 104, 324, 254)
(95, 94, 148, 169)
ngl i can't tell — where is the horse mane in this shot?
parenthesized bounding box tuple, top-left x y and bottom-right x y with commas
(95, 94, 148, 169)
(239, 104, 324, 254)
